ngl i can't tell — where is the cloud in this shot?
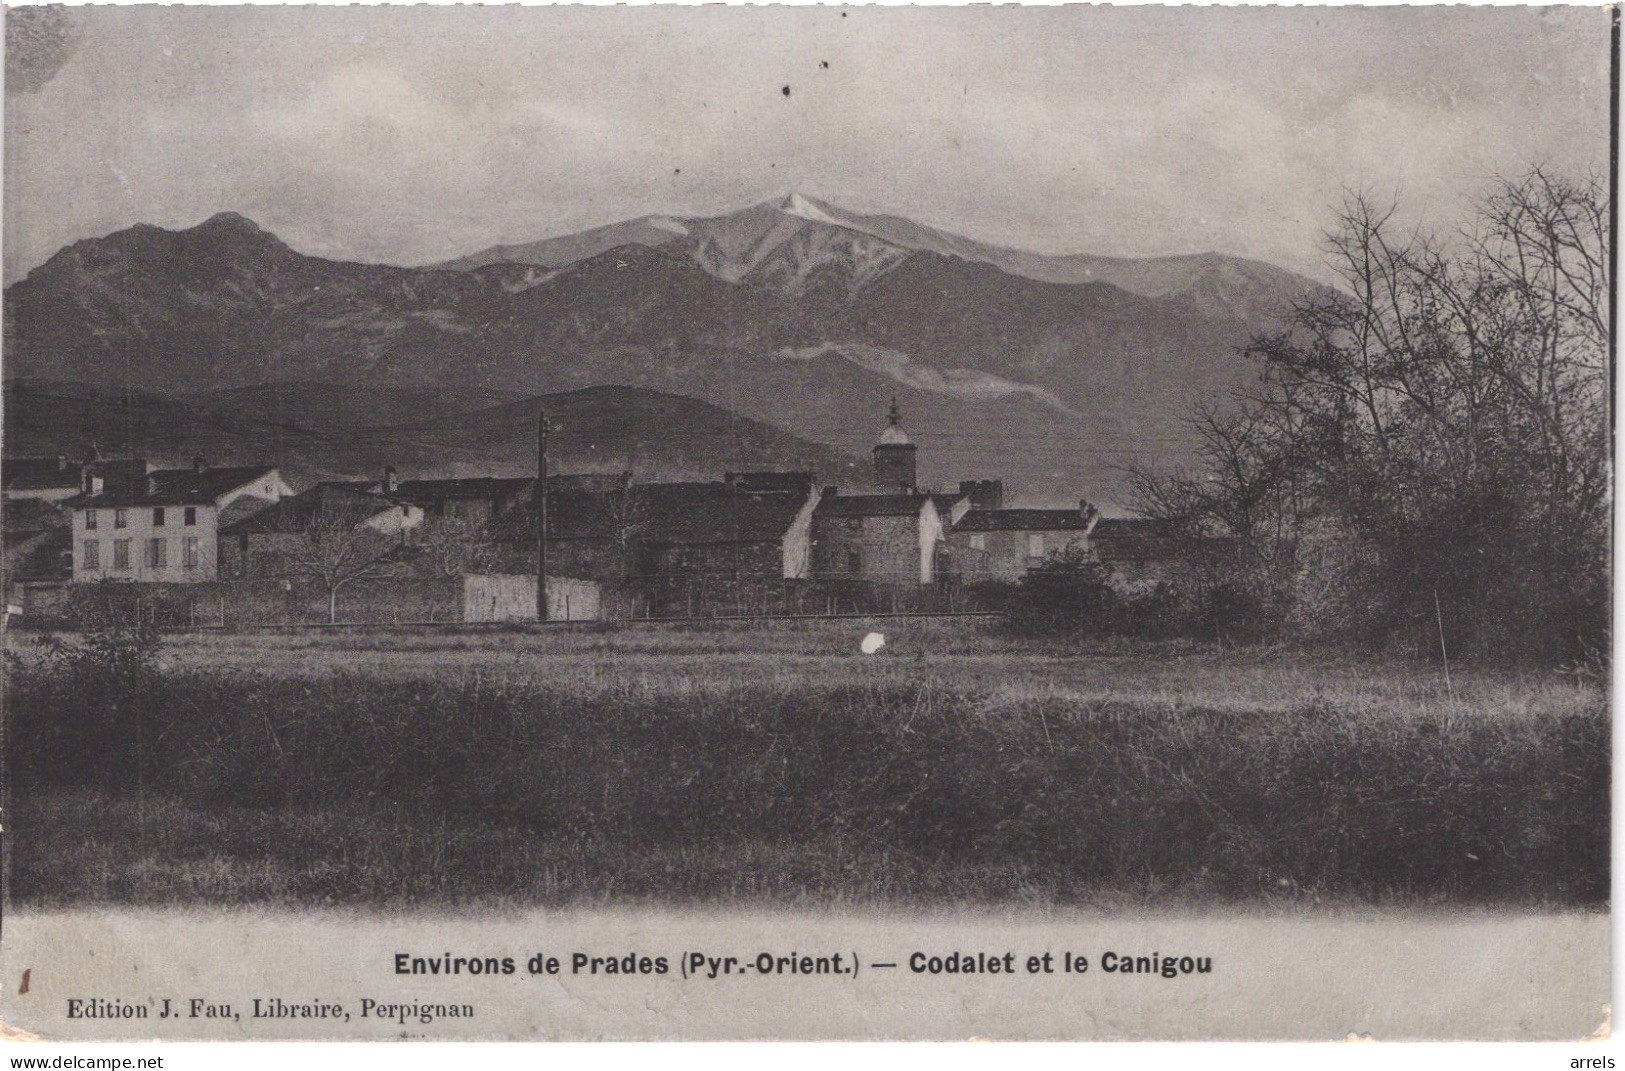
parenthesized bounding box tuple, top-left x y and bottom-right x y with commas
(778, 343, 1083, 417)
(2, 6, 1611, 284)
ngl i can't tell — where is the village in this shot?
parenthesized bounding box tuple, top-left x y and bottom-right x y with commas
(1, 400, 1172, 627)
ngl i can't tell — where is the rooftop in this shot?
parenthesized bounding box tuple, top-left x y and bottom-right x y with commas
(74, 465, 279, 508)
(221, 482, 401, 535)
(1090, 518, 1179, 563)
(395, 477, 535, 503)
(492, 474, 814, 544)
(815, 493, 932, 518)
(4, 455, 151, 493)
(3, 457, 82, 492)
(876, 398, 913, 447)
(639, 482, 810, 544)
(1091, 518, 1173, 539)
(953, 508, 1093, 533)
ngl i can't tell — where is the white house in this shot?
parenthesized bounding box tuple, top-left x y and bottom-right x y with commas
(70, 460, 291, 583)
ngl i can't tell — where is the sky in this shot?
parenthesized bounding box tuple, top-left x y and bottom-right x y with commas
(3, 4, 1614, 285)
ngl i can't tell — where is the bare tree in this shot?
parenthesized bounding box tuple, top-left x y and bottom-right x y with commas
(414, 514, 500, 578)
(1127, 168, 1608, 661)
(274, 512, 403, 624)
(595, 477, 649, 580)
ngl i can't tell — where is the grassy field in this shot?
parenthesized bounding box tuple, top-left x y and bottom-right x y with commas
(3, 620, 1608, 909)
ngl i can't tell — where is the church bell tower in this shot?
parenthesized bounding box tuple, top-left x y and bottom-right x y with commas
(872, 398, 918, 492)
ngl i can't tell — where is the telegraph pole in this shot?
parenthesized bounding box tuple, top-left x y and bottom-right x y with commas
(537, 409, 550, 622)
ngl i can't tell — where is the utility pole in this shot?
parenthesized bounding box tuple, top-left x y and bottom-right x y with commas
(537, 409, 550, 622)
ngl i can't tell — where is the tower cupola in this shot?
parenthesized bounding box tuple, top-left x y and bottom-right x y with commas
(873, 397, 918, 491)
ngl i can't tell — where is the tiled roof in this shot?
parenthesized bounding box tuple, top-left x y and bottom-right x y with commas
(3, 456, 151, 493)
(492, 475, 812, 545)
(395, 477, 534, 503)
(638, 483, 808, 544)
(3, 457, 83, 491)
(953, 508, 1091, 532)
(814, 494, 931, 518)
(74, 466, 278, 508)
(506, 487, 625, 541)
(221, 482, 397, 535)
(1090, 518, 1178, 563)
(548, 473, 632, 495)
(1091, 518, 1173, 540)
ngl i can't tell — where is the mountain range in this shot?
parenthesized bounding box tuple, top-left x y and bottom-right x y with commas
(3, 193, 1324, 505)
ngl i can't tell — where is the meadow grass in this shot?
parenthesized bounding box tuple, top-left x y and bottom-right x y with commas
(4, 622, 1607, 909)
(96, 621, 1605, 715)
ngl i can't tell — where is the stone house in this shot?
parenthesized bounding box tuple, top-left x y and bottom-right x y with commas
(948, 503, 1100, 582)
(635, 472, 822, 579)
(812, 492, 945, 585)
(1089, 517, 1181, 582)
(219, 481, 425, 579)
(394, 474, 534, 528)
(489, 471, 821, 592)
(487, 473, 637, 582)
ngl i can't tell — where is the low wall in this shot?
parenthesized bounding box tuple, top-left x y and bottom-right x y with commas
(462, 575, 601, 622)
(10, 578, 462, 628)
(547, 576, 600, 622)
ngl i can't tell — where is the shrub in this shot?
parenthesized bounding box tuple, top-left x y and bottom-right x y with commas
(66, 578, 191, 631)
(1111, 580, 1184, 639)
(6, 587, 165, 786)
(1005, 546, 1120, 635)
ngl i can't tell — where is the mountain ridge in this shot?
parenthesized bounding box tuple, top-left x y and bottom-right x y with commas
(434, 191, 1316, 323)
(3, 199, 1322, 501)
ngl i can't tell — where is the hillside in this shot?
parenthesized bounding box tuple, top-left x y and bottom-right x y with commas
(182, 379, 523, 434)
(2, 380, 864, 488)
(357, 385, 868, 483)
(3, 196, 1325, 501)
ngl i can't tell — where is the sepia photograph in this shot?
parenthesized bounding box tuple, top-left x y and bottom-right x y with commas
(0, 2, 1612, 1045)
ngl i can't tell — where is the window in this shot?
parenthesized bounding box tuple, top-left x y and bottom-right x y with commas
(846, 549, 862, 575)
(183, 537, 201, 569)
(184, 507, 197, 527)
(81, 540, 100, 571)
(114, 509, 128, 530)
(113, 539, 131, 571)
(153, 507, 166, 527)
(85, 510, 99, 531)
(1027, 533, 1045, 557)
(146, 538, 167, 568)
(968, 533, 986, 551)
